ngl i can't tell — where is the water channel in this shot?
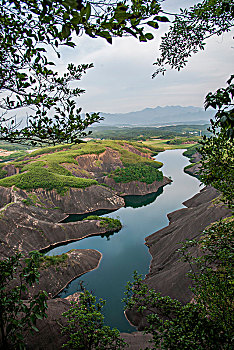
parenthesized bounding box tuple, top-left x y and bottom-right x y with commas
(46, 149, 202, 332)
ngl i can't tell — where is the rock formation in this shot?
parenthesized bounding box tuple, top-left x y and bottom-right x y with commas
(126, 186, 232, 329)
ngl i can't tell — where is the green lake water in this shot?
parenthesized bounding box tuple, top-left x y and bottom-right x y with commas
(46, 149, 201, 332)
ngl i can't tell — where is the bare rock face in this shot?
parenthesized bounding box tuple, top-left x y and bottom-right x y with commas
(0, 187, 12, 207)
(2, 164, 19, 176)
(75, 147, 124, 178)
(126, 186, 232, 329)
(122, 143, 151, 159)
(24, 298, 71, 350)
(27, 249, 102, 298)
(0, 201, 121, 257)
(29, 185, 125, 213)
(100, 176, 171, 196)
(184, 151, 202, 177)
(184, 163, 201, 177)
(121, 332, 153, 350)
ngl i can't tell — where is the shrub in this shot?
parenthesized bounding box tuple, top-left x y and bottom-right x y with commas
(124, 218, 234, 349)
(39, 253, 68, 268)
(110, 164, 163, 184)
(84, 215, 122, 231)
(61, 289, 126, 350)
(0, 163, 97, 194)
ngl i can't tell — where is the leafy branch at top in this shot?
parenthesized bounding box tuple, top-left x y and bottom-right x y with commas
(153, 0, 234, 76)
(0, 0, 169, 146)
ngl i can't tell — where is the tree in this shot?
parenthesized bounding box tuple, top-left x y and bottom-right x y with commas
(0, 0, 169, 146)
(200, 76, 234, 208)
(0, 251, 48, 349)
(123, 2, 234, 348)
(153, 0, 234, 76)
(61, 288, 126, 350)
(124, 218, 234, 349)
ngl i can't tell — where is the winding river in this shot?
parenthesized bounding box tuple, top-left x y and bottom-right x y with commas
(46, 149, 202, 332)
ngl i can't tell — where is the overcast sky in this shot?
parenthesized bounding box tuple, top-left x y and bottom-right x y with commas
(56, 0, 233, 114)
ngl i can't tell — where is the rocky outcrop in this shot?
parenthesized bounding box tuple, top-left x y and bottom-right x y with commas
(121, 332, 153, 350)
(23, 185, 125, 214)
(122, 143, 151, 159)
(0, 186, 14, 207)
(23, 296, 153, 350)
(0, 201, 121, 257)
(126, 186, 232, 329)
(184, 162, 201, 177)
(2, 164, 19, 176)
(27, 249, 102, 298)
(75, 147, 124, 178)
(100, 176, 171, 196)
(24, 298, 71, 350)
(184, 151, 202, 177)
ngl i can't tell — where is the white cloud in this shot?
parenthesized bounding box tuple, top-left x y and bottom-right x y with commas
(57, 0, 234, 114)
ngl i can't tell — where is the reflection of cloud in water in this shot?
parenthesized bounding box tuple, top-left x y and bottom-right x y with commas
(47, 149, 202, 332)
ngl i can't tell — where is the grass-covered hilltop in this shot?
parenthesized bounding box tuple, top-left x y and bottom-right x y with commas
(0, 140, 169, 195)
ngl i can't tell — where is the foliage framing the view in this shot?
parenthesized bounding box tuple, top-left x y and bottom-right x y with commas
(200, 76, 234, 208)
(0, 251, 48, 349)
(124, 218, 234, 350)
(153, 0, 234, 76)
(0, 0, 169, 146)
(61, 288, 126, 350)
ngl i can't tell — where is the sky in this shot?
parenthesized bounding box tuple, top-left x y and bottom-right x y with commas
(56, 0, 233, 114)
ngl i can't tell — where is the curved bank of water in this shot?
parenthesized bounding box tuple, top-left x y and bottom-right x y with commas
(47, 149, 201, 332)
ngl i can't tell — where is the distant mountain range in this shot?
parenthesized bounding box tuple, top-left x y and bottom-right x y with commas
(94, 106, 214, 127)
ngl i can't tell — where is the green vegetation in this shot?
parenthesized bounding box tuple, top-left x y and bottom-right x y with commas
(39, 253, 68, 268)
(0, 251, 48, 349)
(183, 144, 201, 160)
(110, 164, 163, 184)
(142, 138, 198, 151)
(89, 125, 210, 141)
(124, 218, 234, 349)
(0, 162, 97, 195)
(200, 77, 234, 208)
(166, 136, 200, 144)
(61, 289, 126, 350)
(84, 215, 122, 231)
(1, 1, 167, 146)
(0, 142, 32, 151)
(0, 167, 7, 179)
(0, 150, 28, 162)
(1, 1, 233, 349)
(20, 142, 106, 161)
(0, 140, 164, 193)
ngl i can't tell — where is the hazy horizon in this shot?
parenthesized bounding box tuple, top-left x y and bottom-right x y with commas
(56, 0, 233, 114)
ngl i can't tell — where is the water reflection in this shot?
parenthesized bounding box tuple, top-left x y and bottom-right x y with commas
(62, 208, 115, 223)
(47, 150, 201, 332)
(124, 186, 163, 208)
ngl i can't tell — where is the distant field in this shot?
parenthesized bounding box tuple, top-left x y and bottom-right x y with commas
(88, 124, 210, 141)
(142, 139, 198, 151)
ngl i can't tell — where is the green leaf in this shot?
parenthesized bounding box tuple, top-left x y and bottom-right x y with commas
(31, 325, 39, 332)
(145, 33, 154, 40)
(153, 15, 170, 22)
(147, 21, 159, 29)
(62, 24, 71, 39)
(86, 3, 91, 21)
(139, 35, 147, 42)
